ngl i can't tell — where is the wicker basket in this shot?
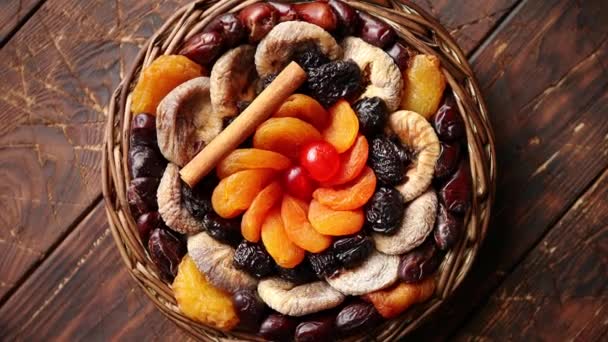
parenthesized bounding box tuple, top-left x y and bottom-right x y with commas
(102, 0, 496, 340)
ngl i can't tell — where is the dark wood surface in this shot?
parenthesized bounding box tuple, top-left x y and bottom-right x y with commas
(0, 0, 606, 341)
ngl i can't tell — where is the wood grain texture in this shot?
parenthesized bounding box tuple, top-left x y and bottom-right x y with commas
(0, 0, 42, 44)
(409, 0, 608, 340)
(0, 202, 193, 341)
(0, 0, 189, 303)
(453, 168, 608, 341)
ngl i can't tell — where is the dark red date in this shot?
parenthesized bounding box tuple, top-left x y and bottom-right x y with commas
(179, 31, 225, 66)
(203, 13, 246, 47)
(233, 290, 267, 331)
(398, 238, 443, 283)
(295, 2, 338, 32)
(434, 142, 461, 180)
(335, 301, 381, 335)
(432, 96, 465, 142)
(136, 211, 163, 243)
(385, 42, 413, 71)
(127, 177, 160, 218)
(357, 11, 396, 48)
(295, 315, 335, 342)
(439, 160, 471, 215)
(329, 0, 359, 36)
(148, 228, 186, 282)
(239, 3, 279, 43)
(434, 203, 463, 250)
(269, 2, 298, 22)
(259, 313, 298, 341)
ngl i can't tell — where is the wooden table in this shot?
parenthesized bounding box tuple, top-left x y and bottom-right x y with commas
(0, 0, 606, 340)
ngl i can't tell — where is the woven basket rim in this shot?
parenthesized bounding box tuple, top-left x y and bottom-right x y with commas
(101, 1, 497, 340)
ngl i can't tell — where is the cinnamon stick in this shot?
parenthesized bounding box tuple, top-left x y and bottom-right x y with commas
(180, 61, 307, 187)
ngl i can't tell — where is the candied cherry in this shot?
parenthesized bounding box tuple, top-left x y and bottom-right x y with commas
(282, 165, 316, 200)
(300, 141, 340, 182)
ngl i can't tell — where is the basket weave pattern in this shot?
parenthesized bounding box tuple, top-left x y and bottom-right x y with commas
(102, 0, 496, 340)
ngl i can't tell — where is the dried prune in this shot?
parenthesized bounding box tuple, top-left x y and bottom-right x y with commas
(293, 44, 330, 72)
(357, 11, 396, 48)
(148, 228, 186, 282)
(259, 313, 298, 341)
(257, 73, 278, 94)
(335, 301, 381, 335)
(368, 137, 404, 186)
(365, 187, 404, 234)
(128, 143, 167, 179)
(233, 241, 275, 278)
(434, 203, 463, 250)
(236, 100, 251, 114)
(277, 262, 316, 284)
(434, 142, 461, 180)
(353, 97, 388, 137)
(308, 251, 341, 278)
(137, 211, 163, 243)
(332, 233, 373, 268)
(329, 0, 360, 37)
(432, 96, 465, 142)
(391, 136, 412, 166)
(306, 60, 363, 107)
(131, 113, 157, 144)
(295, 314, 335, 342)
(398, 238, 443, 283)
(201, 212, 242, 246)
(127, 177, 160, 217)
(233, 289, 267, 331)
(439, 160, 471, 215)
(203, 13, 246, 47)
(181, 175, 217, 221)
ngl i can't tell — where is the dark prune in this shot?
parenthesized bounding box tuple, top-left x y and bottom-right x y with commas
(136, 211, 163, 243)
(353, 97, 388, 137)
(239, 3, 279, 43)
(434, 142, 461, 180)
(259, 313, 298, 341)
(203, 13, 246, 47)
(398, 238, 443, 283)
(148, 228, 186, 282)
(294, 2, 338, 32)
(202, 212, 242, 246)
(181, 175, 217, 221)
(293, 44, 330, 72)
(306, 60, 363, 107)
(308, 251, 341, 278)
(332, 233, 373, 268)
(357, 11, 396, 48)
(257, 73, 278, 94)
(385, 42, 414, 71)
(233, 290, 267, 331)
(269, 2, 298, 22)
(277, 262, 316, 284)
(391, 136, 412, 166)
(233, 241, 275, 278)
(439, 160, 471, 215)
(128, 143, 166, 179)
(335, 301, 381, 335)
(432, 96, 465, 142)
(295, 315, 335, 342)
(179, 31, 225, 66)
(368, 137, 404, 186)
(329, 0, 360, 37)
(131, 113, 156, 145)
(434, 203, 463, 250)
(127, 177, 160, 217)
(236, 100, 251, 113)
(365, 187, 405, 234)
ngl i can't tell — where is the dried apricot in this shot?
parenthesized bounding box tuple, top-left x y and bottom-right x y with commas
(362, 278, 435, 318)
(400, 54, 446, 119)
(261, 206, 306, 268)
(212, 169, 275, 218)
(322, 99, 359, 153)
(241, 181, 283, 243)
(313, 167, 376, 210)
(281, 195, 332, 253)
(217, 148, 291, 179)
(273, 94, 329, 129)
(253, 117, 323, 160)
(173, 255, 239, 330)
(324, 135, 369, 186)
(308, 199, 364, 236)
(131, 55, 202, 115)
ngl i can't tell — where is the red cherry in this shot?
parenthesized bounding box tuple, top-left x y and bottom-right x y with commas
(300, 141, 340, 182)
(283, 166, 316, 200)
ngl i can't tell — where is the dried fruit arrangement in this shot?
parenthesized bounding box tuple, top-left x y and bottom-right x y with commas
(125, 1, 472, 339)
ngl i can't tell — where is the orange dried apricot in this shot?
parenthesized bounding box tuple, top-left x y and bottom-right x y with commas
(281, 195, 332, 253)
(131, 55, 202, 115)
(323, 135, 369, 186)
(217, 148, 291, 179)
(211, 169, 275, 218)
(261, 206, 306, 268)
(273, 94, 329, 129)
(362, 278, 436, 318)
(308, 199, 364, 236)
(400, 54, 446, 119)
(173, 255, 239, 330)
(313, 167, 376, 210)
(241, 181, 283, 243)
(253, 117, 322, 160)
(322, 99, 359, 153)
